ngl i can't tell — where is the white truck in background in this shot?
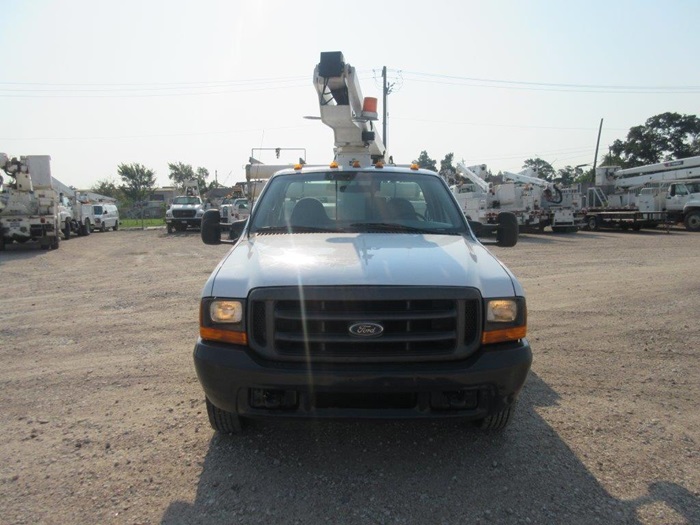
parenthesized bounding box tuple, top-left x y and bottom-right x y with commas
(0, 153, 61, 251)
(452, 162, 580, 233)
(58, 190, 95, 239)
(165, 180, 207, 233)
(585, 155, 700, 231)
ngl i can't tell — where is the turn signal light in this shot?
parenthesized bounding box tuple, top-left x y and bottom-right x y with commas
(200, 327, 248, 345)
(481, 325, 527, 344)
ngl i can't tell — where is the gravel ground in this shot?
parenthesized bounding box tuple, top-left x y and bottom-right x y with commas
(0, 227, 698, 525)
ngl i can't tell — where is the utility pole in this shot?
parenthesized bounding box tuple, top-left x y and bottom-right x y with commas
(593, 118, 604, 172)
(382, 66, 388, 151)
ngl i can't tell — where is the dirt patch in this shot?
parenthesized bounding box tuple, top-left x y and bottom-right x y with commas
(0, 228, 698, 524)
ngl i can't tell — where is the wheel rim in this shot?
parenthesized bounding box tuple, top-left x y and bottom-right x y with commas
(688, 214, 700, 229)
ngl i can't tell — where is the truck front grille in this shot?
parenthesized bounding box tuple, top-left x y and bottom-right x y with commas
(173, 209, 196, 218)
(248, 287, 481, 363)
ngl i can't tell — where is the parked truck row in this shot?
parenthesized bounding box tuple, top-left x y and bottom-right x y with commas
(1, 153, 121, 251)
(449, 155, 700, 233)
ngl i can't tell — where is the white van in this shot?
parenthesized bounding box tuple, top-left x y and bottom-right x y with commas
(92, 203, 120, 232)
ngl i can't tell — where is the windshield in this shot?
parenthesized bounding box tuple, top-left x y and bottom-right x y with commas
(173, 196, 200, 205)
(249, 171, 468, 234)
(93, 205, 103, 215)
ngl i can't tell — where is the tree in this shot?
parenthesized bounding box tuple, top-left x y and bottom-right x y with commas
(117, 163, 156, 203)
(609, 112, 700, 168)
(439, 153, 456, 184)
(556, 166, 576, 186)
(415, 151, 437, 172)
(523, 158, 555, 181)
(168, 162, 213, 192)
(91, 177, 123, 200)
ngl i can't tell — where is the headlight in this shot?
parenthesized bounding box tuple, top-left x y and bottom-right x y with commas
(200, 298, 247, 345)
(166, 210, 172, 217)
(196, 209, 204, 217)
(210, 300, 242, 323)
(482, 297, 526, 344)
(486, 300, 518, 322)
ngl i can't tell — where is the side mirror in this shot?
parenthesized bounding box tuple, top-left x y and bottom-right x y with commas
(228, 219, 247, 243)
(201, 209, 222, 245)
(495, 212, 518, 247)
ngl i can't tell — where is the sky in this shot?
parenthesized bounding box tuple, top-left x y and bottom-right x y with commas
(2, 0, 699, 190)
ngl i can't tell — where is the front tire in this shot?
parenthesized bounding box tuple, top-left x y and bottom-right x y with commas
(205, 398, 243, 434)
(684, 211, 700, 232)
(64, 220, 71, 240)
(586, 215, 599, 231)
(475, 404, 515, 431)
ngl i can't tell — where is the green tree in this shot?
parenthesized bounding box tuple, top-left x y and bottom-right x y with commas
(609, 112, 700, 168)
(91, 177, 123, 200)
(168, 162, 213, 192)
(415, 151, 437, 172)
(117, 163, 156, 203)
(523, 157, 555, 181)
(439, 153, 456, 184)
(556, 166, 576, 186)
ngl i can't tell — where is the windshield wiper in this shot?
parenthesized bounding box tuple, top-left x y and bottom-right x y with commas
(253, 226, 335, 234)
(350, 222, 439, 234)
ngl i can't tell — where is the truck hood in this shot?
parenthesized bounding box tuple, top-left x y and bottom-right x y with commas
(204, 233, 520, 299)
(170, 204, 202, 210)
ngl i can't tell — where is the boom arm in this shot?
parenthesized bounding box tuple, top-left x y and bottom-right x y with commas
(313, 52, 386, 166)
(502, 168, 549, 187)
(609, 155, 700, 189)
(456, 162, 490, 192)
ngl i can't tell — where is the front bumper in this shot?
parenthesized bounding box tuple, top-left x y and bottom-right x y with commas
(166, 217, 201, 227)
(193, 339, 532, 420)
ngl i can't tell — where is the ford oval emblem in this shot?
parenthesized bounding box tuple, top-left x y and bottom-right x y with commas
(349, 322, 384, 338)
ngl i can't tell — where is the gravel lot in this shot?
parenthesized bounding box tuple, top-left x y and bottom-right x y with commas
(0, 227, 698, 525)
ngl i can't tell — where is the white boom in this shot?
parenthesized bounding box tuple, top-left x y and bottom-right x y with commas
(313, 51, 386, 166)
(598, 155, 700, 189)
(502, 168, 549, 188)
(456, 162, 490, 192)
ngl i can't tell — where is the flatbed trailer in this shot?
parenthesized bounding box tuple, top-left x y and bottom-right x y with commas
(580, 209, 667, 231)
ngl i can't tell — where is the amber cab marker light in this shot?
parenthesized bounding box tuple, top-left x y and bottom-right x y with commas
(410, 163, 419, 170)
(352, 160, 361, 168)
(330, 161, 339, 169)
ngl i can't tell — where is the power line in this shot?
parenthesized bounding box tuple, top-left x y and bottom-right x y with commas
(396, 70, 700, 93)
(391, 116, 628, 132)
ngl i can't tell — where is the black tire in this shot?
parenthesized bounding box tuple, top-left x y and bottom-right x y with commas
(101, 221, 106, 232)
(84, 220, 91, 235)
(475, 404, 515, 431)
(113, 221, 119, 231)
(684, 211, 700, 232)
(205, 398, 243, 434)
(0, 236, 5, 251)
(51, 235, 59, 250)
(167, 223, 174, 234)
(587, 215, 599, 231)
(64, 220, 71, 240)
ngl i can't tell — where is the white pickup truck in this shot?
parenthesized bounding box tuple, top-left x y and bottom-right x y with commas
(194, 163, 530, 434)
